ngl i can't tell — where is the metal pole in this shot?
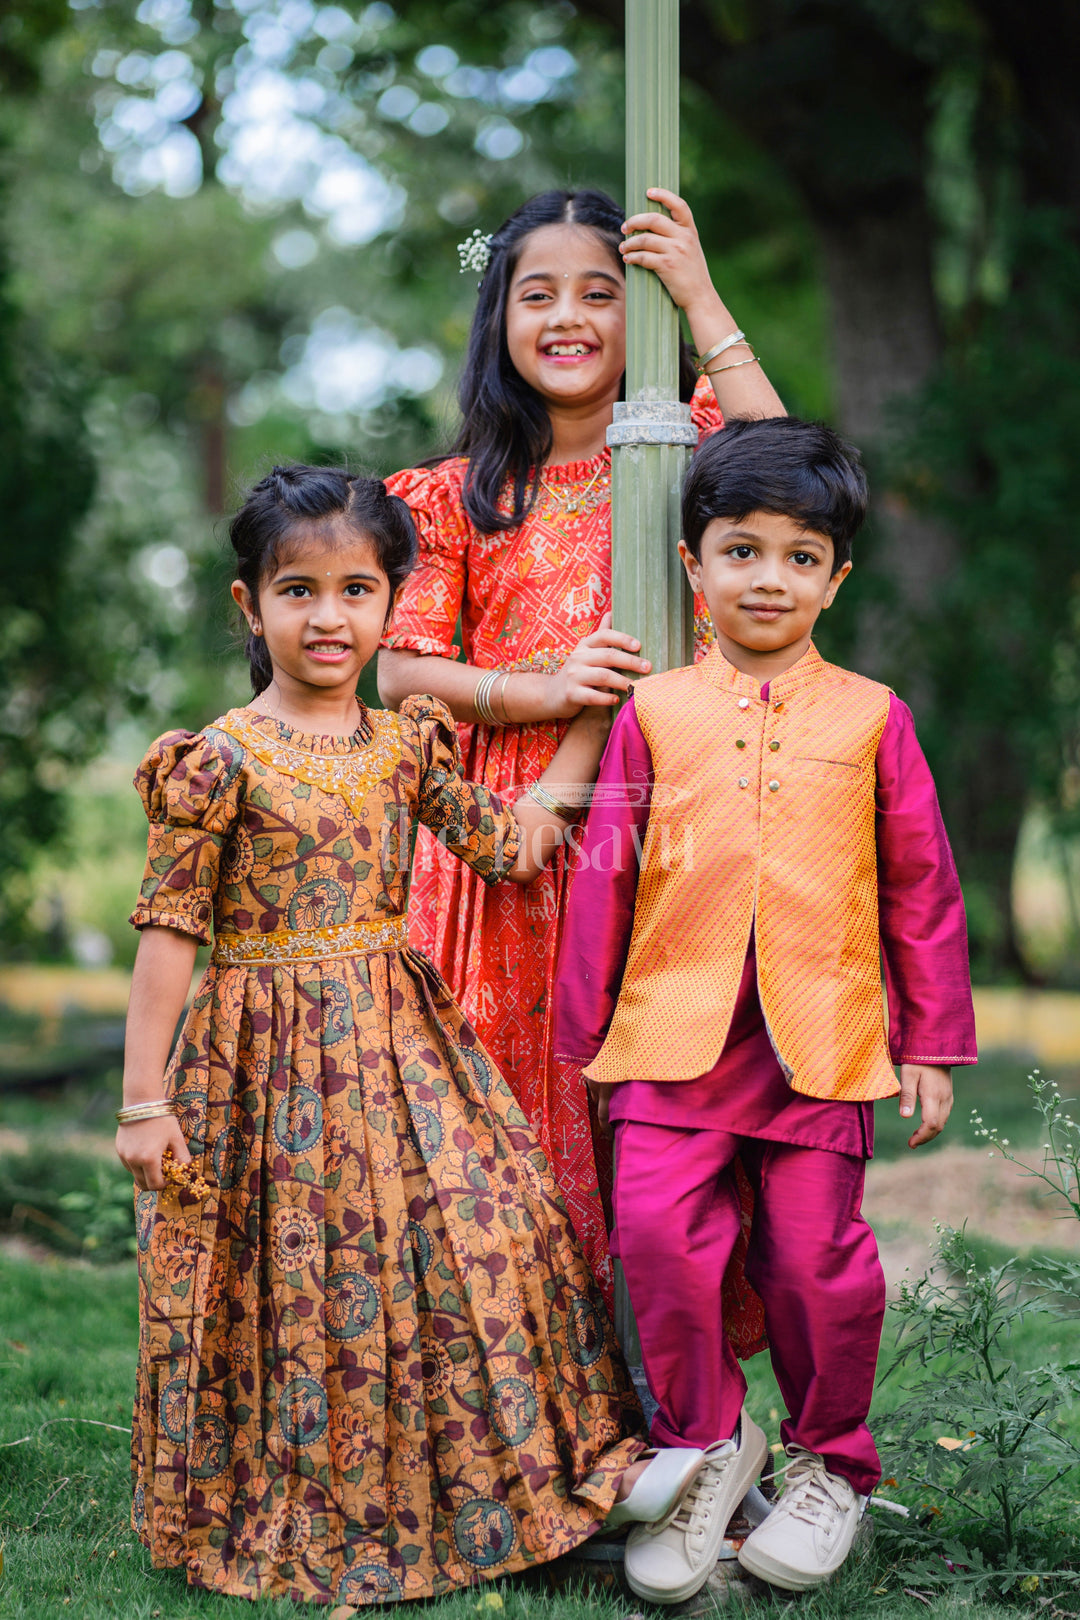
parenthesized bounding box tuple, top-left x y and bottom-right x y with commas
(608, 0, 692, 1374)
(609, 0, 695, 676)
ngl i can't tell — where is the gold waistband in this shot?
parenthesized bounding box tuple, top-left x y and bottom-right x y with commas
(212, 914, 408, 966)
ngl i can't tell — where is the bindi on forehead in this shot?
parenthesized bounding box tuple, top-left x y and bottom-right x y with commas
(268, 530, 382, 587)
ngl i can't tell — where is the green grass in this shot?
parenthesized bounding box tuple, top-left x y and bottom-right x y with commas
(1, 1062, 1077, 1614)
(1, 1251, 1077, 1619)
(8, 1051, 1075, 1160)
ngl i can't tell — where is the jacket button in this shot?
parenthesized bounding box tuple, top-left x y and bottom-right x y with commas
(768, 779, 780, 792)
(737, 697, 750, 709)
(773, 700, 784, 711)
(736, 739, 746, 749)
(769, 740, 780, 752)
(738, 776, 749, 789)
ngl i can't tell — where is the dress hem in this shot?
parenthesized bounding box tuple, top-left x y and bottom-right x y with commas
(136, 1502, 634, 1606)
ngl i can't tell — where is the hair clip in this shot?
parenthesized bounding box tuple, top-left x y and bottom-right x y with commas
(458, 228, 493, 277)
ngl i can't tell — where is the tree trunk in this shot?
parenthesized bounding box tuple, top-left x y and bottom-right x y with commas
(815, 207, 941, 440)
(814, 202, 953, 650)
(193, 357, 226, 514)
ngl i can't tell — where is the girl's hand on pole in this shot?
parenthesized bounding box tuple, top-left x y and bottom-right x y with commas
(116, 1114, 191, 1192)
(620, 189, 718, 321)
(545, 613, 651, 720)
(898, 1063, 953, 1149)
(621, 189, 787, 418)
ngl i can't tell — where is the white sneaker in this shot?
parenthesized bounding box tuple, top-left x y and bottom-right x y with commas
(737, 1445, 867, 1591)
(624, 1413, 768, 1604)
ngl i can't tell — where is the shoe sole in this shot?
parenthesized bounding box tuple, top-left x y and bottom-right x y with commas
(737, 1518, 861, 1591)
(625, 1419, 770, 1605)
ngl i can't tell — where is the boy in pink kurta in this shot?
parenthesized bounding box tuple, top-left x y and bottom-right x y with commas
(553, 417, 976, 1604)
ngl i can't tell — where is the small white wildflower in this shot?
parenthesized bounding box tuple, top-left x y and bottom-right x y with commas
(458, 228, 493, 276)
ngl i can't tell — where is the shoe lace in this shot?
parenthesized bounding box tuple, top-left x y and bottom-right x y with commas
(769, 1449, 850, 1531)
(666, 1442, 737, 1540)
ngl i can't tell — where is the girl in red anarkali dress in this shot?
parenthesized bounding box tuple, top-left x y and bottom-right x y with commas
(380, 188, 785, 1307)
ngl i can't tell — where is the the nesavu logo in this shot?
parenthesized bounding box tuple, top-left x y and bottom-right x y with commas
(375, 779, 702, 874)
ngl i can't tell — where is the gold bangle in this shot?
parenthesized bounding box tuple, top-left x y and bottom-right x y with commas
(116, 1100, 177, 1125)
(695, 330, 746, 372)
(474, 669, 501, 725)
(492, 670, 513, 723)
(704, 352, 761, 377)
(527, 782, 590, 822)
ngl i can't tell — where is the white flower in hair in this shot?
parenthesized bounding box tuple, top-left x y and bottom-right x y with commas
(457, 228, 493, 276)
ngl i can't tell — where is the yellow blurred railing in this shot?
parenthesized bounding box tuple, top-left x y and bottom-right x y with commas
(2, 968, 1080, 1062)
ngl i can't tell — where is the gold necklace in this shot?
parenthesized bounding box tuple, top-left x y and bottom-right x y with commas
(538, 461, 607, 518)
(248, 691, 366, 735)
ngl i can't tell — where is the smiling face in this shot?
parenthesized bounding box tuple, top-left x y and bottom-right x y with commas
(679, 510, 851, 678)
(231, 523, 394, 707)
(504, 222, 626, 416)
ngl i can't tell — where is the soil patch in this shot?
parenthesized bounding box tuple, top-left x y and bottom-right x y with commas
(864, 1142, 1079, 1292)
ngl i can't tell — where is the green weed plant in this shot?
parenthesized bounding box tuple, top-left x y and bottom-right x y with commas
(878, 1072, 1080, 1597)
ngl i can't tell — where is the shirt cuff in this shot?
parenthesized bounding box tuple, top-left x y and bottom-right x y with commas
(477, 817, 522, 886)
(129, 905, 212, 946)
(892, 1050, 978, 1066)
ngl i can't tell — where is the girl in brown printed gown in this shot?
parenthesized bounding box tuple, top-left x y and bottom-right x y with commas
(115, 465, 704, 1608)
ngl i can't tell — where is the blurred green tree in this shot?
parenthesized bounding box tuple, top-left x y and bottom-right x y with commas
(0, 5, 98, 945)
(3, 0, 1078, 976)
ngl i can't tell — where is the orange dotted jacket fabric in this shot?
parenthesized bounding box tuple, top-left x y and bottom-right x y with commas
(585, 643, 900, 1102)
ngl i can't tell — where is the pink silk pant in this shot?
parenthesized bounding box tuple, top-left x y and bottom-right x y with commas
(612, 1122, 885, 1496)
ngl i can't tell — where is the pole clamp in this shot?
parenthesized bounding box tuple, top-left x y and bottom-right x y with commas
(606, 400, 698, 447)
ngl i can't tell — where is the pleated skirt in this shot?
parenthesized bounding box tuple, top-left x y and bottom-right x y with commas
(132, 946, 644, 1605)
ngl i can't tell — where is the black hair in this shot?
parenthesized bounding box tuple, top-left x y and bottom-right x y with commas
(450, 188, 699, 534)
(682, 417, 868, 571)
(229, 464, 417, 694)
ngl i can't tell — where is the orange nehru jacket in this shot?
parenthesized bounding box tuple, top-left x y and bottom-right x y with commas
(584, 643, 900, 1102)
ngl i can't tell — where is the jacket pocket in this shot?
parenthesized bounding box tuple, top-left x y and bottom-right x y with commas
(792, 756, 865, 782)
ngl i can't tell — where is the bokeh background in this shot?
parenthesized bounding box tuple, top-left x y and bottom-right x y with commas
(1, 0, 1079, 1238)
(2, 9, 1080, 1614)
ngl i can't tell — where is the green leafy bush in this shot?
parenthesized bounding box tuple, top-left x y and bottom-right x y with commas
(0, 1143, 135, 1261)
(876, 1072, 1080, 1595)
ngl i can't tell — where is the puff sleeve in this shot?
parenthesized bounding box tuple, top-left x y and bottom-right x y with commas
(129, 728, 245, 944)
(382, 461, 471, 659)
(400, 694, 520, 884)
(690, 372, 724, 440)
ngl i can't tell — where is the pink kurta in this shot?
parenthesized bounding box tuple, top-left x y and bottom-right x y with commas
(554, 688, 978, 1116)
(553, 684, 976, 1484)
